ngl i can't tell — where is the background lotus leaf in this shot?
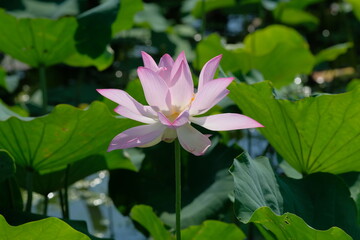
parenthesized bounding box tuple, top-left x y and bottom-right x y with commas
(0, 101, 138, 174)
(229, 81, 360, 174)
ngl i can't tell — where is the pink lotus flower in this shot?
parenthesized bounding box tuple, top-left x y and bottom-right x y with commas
(97, 52, 263, 156)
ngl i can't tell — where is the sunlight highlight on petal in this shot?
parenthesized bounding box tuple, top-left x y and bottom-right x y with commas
(191, 113, 264, 131)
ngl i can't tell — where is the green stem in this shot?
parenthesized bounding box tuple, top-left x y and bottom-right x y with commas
(25, 170, 33, 213)
(175, 140, 182, 240)
(59, 189, 66, 218)
(63, 164, 71, 219)
(39, 64, 47, 114)
(6, 178, 15, 209)
(43, 194, 49, 215)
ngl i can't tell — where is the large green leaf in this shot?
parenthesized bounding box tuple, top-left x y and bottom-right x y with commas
(0, 214, 90, 240)
(130, 205, 173, 240)
(242, 25, 315, 87)
(230, 153, 356, 239)
(229, 81, 360, 174)
(195, 25, 315, 87)
(15, 150, 138, 195)
(273, 7, 319, 26)
(130, 205, 246, 240)
(0, 210, 110, 240)
(194, 33, 251, 73)
(0, 9, 77, 67)
(64, 46, 114, 71)
(249, 207, 352, 240)
(229, 153, 283, 222)
(181, 220, 246, 240)
(0, 101, 137, 174)
(0, 150, 15, 183)
(111, 0, 143, 35)
(75, 0, 119, 58)
(279, 173, 360, 238)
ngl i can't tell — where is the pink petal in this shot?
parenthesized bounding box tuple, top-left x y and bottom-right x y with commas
(96, 89, 156, 118)
(169, 61, 194, 109)
(108, 123, 165, 151)
(141, 51, 159, 72)
(114, 106, 157, 124)
(158, 110, 190, 128)
(176, 124, 211, 156)
(189, 77, 234, 116)
(159, 54, 174, 69)
(158, 54, 174, 81)
(198, 55, 222, 91)
(170, 52, 191, 85)
(137, 67, 170, 112)
(191, 113, 264, 131)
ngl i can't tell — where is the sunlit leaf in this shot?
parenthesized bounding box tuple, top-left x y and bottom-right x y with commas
(181, 220, 246, 240)
(194, 33, 251, 73)
(131, 205, 246, 240)
(249, 207, 352, 240)
(111, 0, 143, 35)
(229, 81, 360, 174)
(0, 101, 138, 174)
(242, 25, 315, 87)
(130, 205, 173, 240)
(195, 25, 315, 87)
(315, 42, 353, 65)
(273, 7, 319, 26)
(0, 214, 90, 240)
(346, 0, 360, 20)
(64, 46, 114, 71)
(0, 210, 110, 240)
(347, 79, 360, 91)
(0, 9, 77, 67)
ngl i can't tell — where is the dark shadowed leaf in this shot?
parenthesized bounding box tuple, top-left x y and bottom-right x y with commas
(75, 0, 119, 58)
(0, 150, 15, 183)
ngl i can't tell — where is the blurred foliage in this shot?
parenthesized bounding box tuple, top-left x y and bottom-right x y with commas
(0, 0, 360, 239)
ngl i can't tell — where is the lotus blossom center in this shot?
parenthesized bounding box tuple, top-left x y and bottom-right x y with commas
(168, 111, 181, 122)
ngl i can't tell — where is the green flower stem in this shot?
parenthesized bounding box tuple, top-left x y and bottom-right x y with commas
(39, 64, 48, 114)
(25, 169, 33, 212)
(43, 194, 49, 215)
(64, 164, 71, 219)
(59, 189, 66, 217)
(175, 140, 182, 240)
